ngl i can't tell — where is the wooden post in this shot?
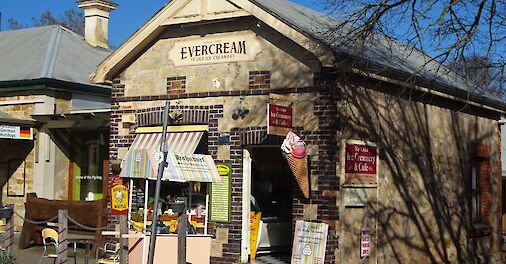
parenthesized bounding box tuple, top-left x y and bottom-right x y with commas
(119, 215, 128, 264)
(177, 198, 187, 264)
(57, 210, 68, 264)
(3, 211, 14, 255)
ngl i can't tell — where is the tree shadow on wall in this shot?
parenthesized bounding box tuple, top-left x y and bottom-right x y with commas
(335, 73, 500, 263)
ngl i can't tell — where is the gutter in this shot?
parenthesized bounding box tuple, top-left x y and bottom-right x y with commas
(0, 78, 111, 96)
(336, 53, 506, 113)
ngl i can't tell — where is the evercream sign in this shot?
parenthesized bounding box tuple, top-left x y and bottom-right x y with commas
(169, 34, 261, 67)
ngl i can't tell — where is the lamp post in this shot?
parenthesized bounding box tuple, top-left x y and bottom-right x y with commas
(147, 101, 170, 264)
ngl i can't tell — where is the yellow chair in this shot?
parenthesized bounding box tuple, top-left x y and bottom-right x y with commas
(96, 242, 120, 264)
(38, 228, 77, 264)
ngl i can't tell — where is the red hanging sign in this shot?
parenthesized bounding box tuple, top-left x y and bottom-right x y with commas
(267, 103, 292, 136)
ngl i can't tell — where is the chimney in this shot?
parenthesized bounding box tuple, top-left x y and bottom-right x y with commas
(77, 0, 118, 49)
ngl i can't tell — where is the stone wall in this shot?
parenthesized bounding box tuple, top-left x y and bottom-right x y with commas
(0, 96, 39, 230)
(107, 18, 504, 264)
(0, 93, 73, 230)
(109, 73, 328, 262)
(336, 77, 502, 263)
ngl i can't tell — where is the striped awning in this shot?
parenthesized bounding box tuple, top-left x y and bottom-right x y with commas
(120, 131, 221, 183)
(128, 131, 204, 154)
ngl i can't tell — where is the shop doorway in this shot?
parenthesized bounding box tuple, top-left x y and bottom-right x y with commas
(70, 131, 108, 201)
(249, 146, 293, 259)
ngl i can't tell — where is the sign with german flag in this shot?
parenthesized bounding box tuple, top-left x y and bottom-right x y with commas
(0, 125, 33, 140)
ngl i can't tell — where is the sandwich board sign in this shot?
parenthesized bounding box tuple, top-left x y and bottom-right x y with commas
(291, 220, 328, 264)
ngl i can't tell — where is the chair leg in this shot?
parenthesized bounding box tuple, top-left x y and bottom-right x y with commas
(38, 248, 46, 264)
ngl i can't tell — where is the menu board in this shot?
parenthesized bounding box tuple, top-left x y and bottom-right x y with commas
(209, 163, 232, 222)
(291, 220, 328, 264)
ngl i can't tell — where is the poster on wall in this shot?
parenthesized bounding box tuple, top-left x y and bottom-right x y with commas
(291, 220, 329, 264)
(343, 139, 378, 187)
(209, 163, 232, 222)
(267, 103, 293, 136)
(360, 228, 372, 258)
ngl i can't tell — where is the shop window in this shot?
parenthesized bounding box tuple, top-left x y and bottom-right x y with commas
(129, 179, 209, 234)
(128, 131, 210, 234)
(469, 145, 492, 237)
(71, 131, 108, 201)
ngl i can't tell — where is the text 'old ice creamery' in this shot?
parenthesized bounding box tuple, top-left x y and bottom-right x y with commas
(169, 33, 261, 66)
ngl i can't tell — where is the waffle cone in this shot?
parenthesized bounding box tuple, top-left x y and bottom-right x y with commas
(284, 153, 309, 198)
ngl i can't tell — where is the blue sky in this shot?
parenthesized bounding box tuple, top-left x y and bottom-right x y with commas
(0, 0, 324, 48)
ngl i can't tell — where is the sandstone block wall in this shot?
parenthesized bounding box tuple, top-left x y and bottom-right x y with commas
(336, 78, 502, 263)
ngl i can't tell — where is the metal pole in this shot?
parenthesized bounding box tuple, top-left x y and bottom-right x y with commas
(142, 179, 149, 264)
(177, 198, 187, 264)
(147, 101, 170, 264)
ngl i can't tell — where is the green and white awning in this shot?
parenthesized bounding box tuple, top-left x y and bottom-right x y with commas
(120, 131, 221, 183)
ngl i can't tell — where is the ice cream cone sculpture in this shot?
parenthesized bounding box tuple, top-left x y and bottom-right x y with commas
(281, 131, 309, 198)
(284, 153, 310, 198)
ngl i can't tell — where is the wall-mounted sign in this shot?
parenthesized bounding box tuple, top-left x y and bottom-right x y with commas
(267, 103, 292, 136)
(209, 163, 232, 222)
(344, 140, 378, 187)
(291, 220, 328, 264)
(169, 33, 261, 67)
(111, 180, 129, 216)
(360, 228, 372, 258)
(0, 125, 33, 140)
(343, 188, 368, 207)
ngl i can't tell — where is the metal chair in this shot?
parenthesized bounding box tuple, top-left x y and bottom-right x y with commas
(95, 242, 120, 264)
(38, 228, 77, 264)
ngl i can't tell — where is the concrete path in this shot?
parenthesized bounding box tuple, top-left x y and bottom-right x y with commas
(10, 232, 98, 264)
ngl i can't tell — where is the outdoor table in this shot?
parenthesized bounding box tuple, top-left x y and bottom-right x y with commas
(67, 233, 96, 264)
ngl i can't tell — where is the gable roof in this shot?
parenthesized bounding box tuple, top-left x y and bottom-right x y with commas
(93, 0, 505, 111)
(252, 0, 506, 111)
(0, 25, 110, 88)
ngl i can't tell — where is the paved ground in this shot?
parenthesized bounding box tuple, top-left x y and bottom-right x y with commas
(249, 253, 290, 264)
(10, 232, 97, 264)
(10, 232, 290, 264)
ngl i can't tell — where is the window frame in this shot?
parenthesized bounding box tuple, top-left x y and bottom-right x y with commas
(468, 145, 492, 237)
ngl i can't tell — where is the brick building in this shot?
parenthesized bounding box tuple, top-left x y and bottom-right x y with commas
(93, 0, 506, 263)
(0, 0, 117, 231)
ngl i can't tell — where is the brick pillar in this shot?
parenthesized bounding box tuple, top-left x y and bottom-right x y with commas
(208, 106, 245, 263)
(292, 90, 340, 263)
